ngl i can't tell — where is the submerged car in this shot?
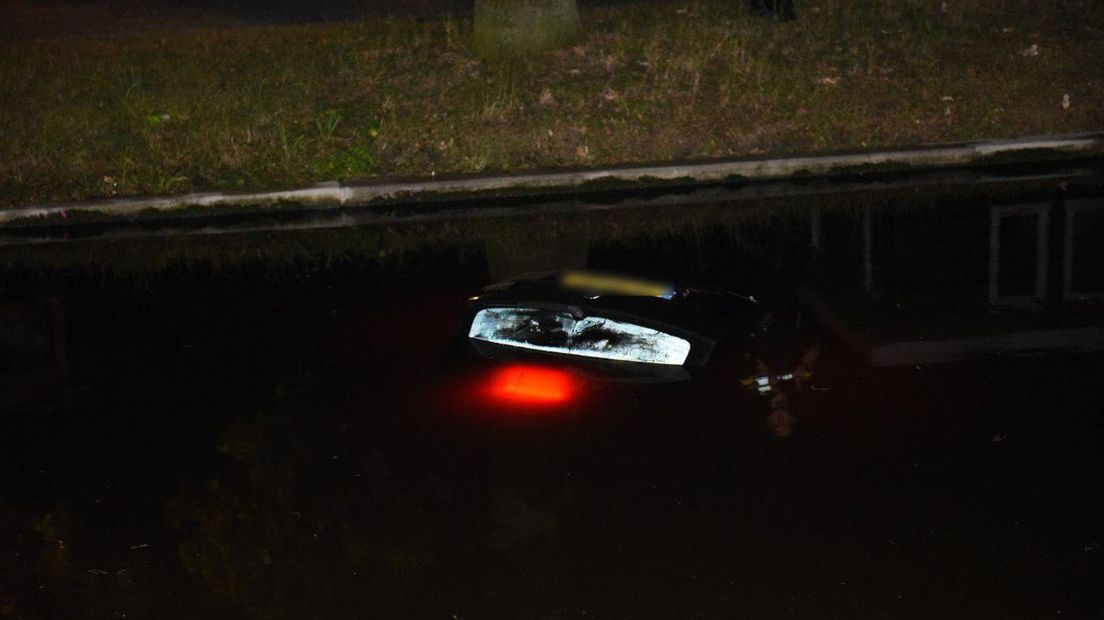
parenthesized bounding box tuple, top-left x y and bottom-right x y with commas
(462, 270, 781, 383)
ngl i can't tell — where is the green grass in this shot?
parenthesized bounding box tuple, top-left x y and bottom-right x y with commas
(1, 0, 1103, 208)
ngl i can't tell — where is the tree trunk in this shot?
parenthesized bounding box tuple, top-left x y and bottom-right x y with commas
(473, 0, 581, 60)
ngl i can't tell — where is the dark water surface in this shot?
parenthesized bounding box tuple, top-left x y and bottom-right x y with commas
(2, 171, 1104, 618)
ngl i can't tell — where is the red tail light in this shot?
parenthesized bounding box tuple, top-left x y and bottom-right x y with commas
(487, 365, 577, 406)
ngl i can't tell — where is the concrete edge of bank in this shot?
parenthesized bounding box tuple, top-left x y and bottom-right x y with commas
(3, 132, 1103, 228)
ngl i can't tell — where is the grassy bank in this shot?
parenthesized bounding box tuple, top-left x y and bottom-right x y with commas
(1, 0, 1103, 207)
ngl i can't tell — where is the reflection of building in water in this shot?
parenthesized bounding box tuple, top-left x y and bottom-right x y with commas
(484, 233, 589, 282)
(989, 203, 1050, 306)
(1063, 200, 1104, 301)
(803, 196, 1104, 366)
(0, 298, 89, 412)
(985, 199, 1104, 305)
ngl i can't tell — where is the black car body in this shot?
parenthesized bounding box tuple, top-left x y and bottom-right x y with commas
(462, 270, 772, 382)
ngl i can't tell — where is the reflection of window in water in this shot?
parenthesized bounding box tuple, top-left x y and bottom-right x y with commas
(989, 204, 1048, 305)
(998, 214, 1040, 296)
(1066, 201, 1104, 299)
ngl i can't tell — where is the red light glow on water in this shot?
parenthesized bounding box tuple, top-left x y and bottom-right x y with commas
(487, 365, 578, 406)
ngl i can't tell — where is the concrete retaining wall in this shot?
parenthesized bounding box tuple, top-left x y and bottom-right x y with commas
(2, 132, 1102, 228)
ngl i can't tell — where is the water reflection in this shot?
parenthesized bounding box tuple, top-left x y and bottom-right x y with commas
(802, 194, 1104, 366)
(0, 298, 91, 413)
(2, 175, 1104, 617)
